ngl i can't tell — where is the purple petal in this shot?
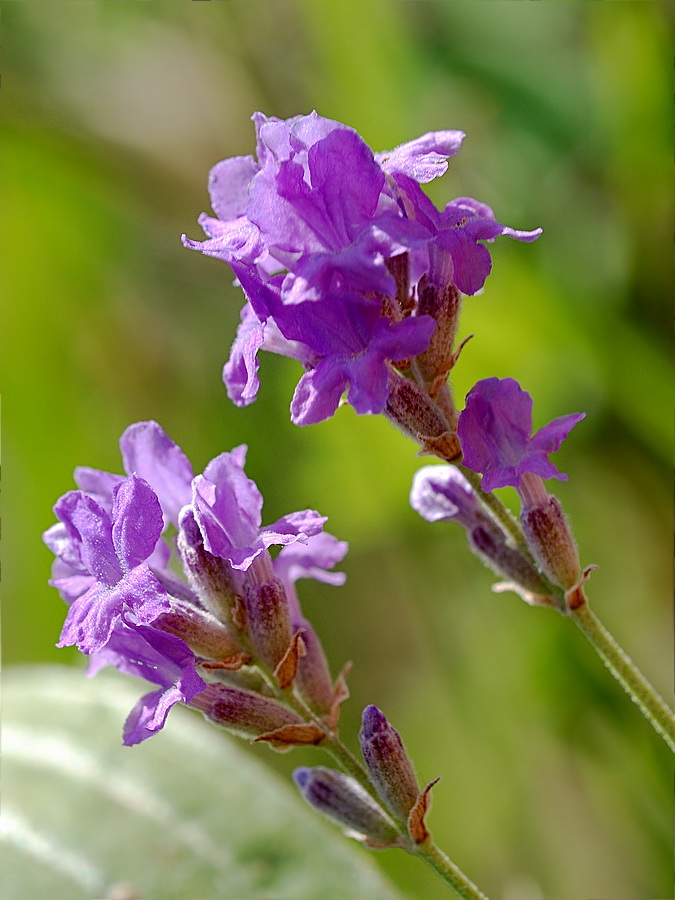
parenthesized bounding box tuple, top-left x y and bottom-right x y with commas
(73, 468, 124, 512)
(111, 476, 165, 571)
(437, 229, 493, 296)
(87, 622, 207, 745)
(57, 565, 169, 654)
(530, 412, 586, 456)
(223, 304, 265, 407)
(377, 130, 465, 183)
(120, 422, 194, 527)
(263, 509, 327, 547)
(290, 360, 347, 426)
(458, 378, 584, 490)
(208, 155, 259, 221)
(53, 491, 121, 586)
(274, 532, 348, 588)
(191, 447, 264, 562)
(410, 465, 480, 528)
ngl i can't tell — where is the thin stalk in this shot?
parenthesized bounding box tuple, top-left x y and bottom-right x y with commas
(570, 601, 675, 754)
(413, 839, 490, 900)
(317, 729, 491, 897)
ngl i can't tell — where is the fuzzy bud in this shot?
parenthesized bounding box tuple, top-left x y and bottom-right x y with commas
(293, 767, 400, 848)
(385, 372, 460, 461)
(469, 523, 552, 598)
(189, 682, 304, 742)
(359, 706, 420, 823)
(244, 578, 293, 671)
(153, 601, 243, 661)
(520, 494, 581, 590)
(414, 277, 462, 397)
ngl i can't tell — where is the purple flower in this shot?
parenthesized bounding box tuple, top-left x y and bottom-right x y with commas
(87, 622, 207, 746)
(409, 464, 482, 529)
(184, 111, 541, 426)
(51, 476, 171, 654)
(388, 176, 542, 295)
(457, 378, 585, 491)
(191, 444, 327, 569)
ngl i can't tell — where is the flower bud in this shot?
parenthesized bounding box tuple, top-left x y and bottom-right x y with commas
(177, 509, 240, 626)
(291, 618, 336, 716)
(520, 494, 580, 590)
(414, 277, 462, 397)
(244, 578, 293, 671)
(469, 523, 552, 598)
(411, 465, 552, 600)
(189, 682, 303, 742)
(293, 767, 400, 848)
(153, 601, 243, 661)
(359, 706, 419, 823)
(385, 372, 460, 461)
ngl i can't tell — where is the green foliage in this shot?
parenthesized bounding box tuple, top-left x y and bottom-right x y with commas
(2, 666, 405, 900)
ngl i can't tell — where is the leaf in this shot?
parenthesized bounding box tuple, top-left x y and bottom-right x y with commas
(2, 665, 407, 900)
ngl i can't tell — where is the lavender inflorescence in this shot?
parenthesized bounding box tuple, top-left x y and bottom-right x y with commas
(44, 110, 612, 895)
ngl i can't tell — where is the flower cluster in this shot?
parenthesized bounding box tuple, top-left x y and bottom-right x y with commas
(45, 111, 595, 884)
(183, 111, 541, 436)
(44, 421, 349, 746)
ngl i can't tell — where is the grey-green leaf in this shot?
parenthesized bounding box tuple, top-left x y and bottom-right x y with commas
(2, 666, 407, 900)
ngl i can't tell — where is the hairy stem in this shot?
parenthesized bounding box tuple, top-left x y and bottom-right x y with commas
(413, 839, 491, 900)
(570, 600, 675, 754)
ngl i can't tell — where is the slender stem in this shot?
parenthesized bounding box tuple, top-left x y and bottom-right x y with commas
(570, 601, 675, 754)
(319, 730, 491, 897)
(413, 839, 490, 900)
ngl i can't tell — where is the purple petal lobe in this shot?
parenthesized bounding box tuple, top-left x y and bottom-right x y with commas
(458, 378, 584, 490)
(378, 130, 465, 183)
(53, 491, 121, 586)
(120, 421, 194, 527)
(111, 476, 164, 571)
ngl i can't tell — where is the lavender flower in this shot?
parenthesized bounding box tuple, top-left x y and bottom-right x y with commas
(191, 443, 326, 567)
(183, 111, 541, 427)
(44, 420, 345, 744)
(457, 377, 585, 492)
(49, 476, 171, 654)
(410, 464, 554, 600)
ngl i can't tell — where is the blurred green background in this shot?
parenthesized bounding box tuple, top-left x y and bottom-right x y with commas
(3, 2, 672, 898)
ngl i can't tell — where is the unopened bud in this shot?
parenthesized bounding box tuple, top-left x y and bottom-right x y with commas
(244, 578, 292, 671)
(189, 682, 303, 741)
(293, 767, 400, 848)
(177, 509, 239, 626)
(153, 601, 243, 660)
(520, 494, 580, 590)
(385, 372, 460, 461)
(415, 277, 462, 396)
(359, 706, 419, 823)
(469, 523, 552, 598)
(291, 617, 336, 717)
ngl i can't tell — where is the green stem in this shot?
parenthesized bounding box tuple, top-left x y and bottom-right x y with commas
(570, 601, 675, 754)
(321, 730, 490, 897)
(413, 839, 490, 900)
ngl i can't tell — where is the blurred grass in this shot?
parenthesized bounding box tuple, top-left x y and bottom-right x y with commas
(2, 2, 672, 899)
